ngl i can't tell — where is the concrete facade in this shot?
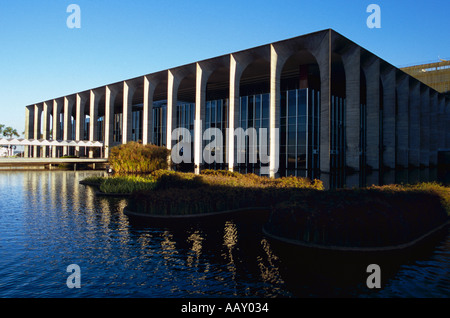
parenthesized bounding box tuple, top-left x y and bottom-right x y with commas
(24, 29, 450, 175)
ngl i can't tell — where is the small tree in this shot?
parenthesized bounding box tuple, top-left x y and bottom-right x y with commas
(3, 127, 19, 138)
(1, 126, 19, 157)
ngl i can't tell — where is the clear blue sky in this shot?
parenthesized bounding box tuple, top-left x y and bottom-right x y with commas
(0, 0, 448, 136)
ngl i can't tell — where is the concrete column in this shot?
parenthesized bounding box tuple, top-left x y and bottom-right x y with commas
(63, 96, 75, 155)
(381, 67, 396, 169)
(396, 74, 409, 168)
(194, 63, 213, 174)
(52, 99, 63, 158)
(364, 57, 381, 170)
(143, 76, 156, 145)
(408, 81, 420, 167)
(228, 53, 250, 172)
(42, 101, 52, 157)
(269, 44, 287, 178)
(437, 96, 445, 150)
(419, 86, 430, 166)
(444, 97, 450, 149)
(75, 93, 88, 156)
(24, 106, 34, 158)
(317, 33, 332, 174)
(429, 91, 438, 165)
(342, 45, 361, 171)
(33, 104, 42, 158)
(105, 85, 118, 158)
(167, 70, 181, 151)
(89, 89, 101, 158)
(122, 80, 136, 144)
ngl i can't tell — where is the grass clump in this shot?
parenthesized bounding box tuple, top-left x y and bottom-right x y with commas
(80, 176, 104, 186)
(109, 142, 170, 174)
(99, 175, 157, 194)
(128, 170, 324, 215)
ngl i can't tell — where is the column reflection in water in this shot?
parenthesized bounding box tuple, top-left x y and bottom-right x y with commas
(117, 199, 131, 248)
(221, 221, 238, 294)
(257, 238, 284, 287)
(186, 230, 204, 268)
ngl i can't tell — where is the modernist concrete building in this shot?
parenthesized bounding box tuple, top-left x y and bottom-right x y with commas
(24, 29, 450, 177)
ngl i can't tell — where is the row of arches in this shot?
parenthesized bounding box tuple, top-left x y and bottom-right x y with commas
(25, 29, 449, 175)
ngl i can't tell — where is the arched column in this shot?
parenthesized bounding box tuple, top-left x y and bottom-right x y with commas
(63, 95, 75, 155)
(105, 85, 119, 158)
(166, 67, 195, 168)
(446, 97, 450, 149)
(437, 95, 445, 150)
(429, 91, 438, 165)
(52, 98, 63, 158)
(228, 52, 258, 172)
(408, 81, 420, 167)
(122, 80, 137, 144)
(396, 74, 409, 168)
(24, 105, 35, 157)
(380, 66, 396, 169)
(33, 104, 42, 158)
(363, 56, 381, 170)
(75, 92, 88, 156)
(195, 62, 215, 174)
(167, 70, 182, 151)
(89, 89, 102, 158)
(420, 86, 430, 166)
(315, 33, 332, 174)
(341, 45, 361, 171)
(42, 101, 52, 157)
(269, 44, 290, 177)
(142, 75, 158, 145)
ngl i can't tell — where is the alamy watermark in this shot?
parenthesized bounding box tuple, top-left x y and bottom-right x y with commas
(366, 4, 381, 29)
(171, 122, 279, 175)
(366, 264, 381, 289)
(66, 264, 81, 289)
(66, 4, 81, 29)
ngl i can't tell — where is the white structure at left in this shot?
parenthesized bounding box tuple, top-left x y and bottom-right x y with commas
(0, 138, 104, 158)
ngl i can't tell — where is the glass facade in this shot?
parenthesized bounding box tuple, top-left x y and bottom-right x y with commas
(132, 106, 143, 142)
(113, 113, 122, 143)
(145, 88, 354, 174)
(236, 93, 270, 173)
(205, 99, 228, 169)
(330, 95, 346, 170)
(280, 88, 321, 173)
(152, 101, 167, 147)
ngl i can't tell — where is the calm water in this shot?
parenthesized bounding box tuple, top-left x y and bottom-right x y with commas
(0, 170, 448, 298)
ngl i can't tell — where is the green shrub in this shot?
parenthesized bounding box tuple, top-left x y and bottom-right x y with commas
(108, 142, 170, 174)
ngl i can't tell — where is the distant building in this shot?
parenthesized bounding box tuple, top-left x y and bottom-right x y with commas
(0, 147, 9, 157)
(401, 60, 450, 97)
(24, 29, 450, 176)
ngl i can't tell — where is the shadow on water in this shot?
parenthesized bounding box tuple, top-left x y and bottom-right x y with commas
(264, 224, 449, 298)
